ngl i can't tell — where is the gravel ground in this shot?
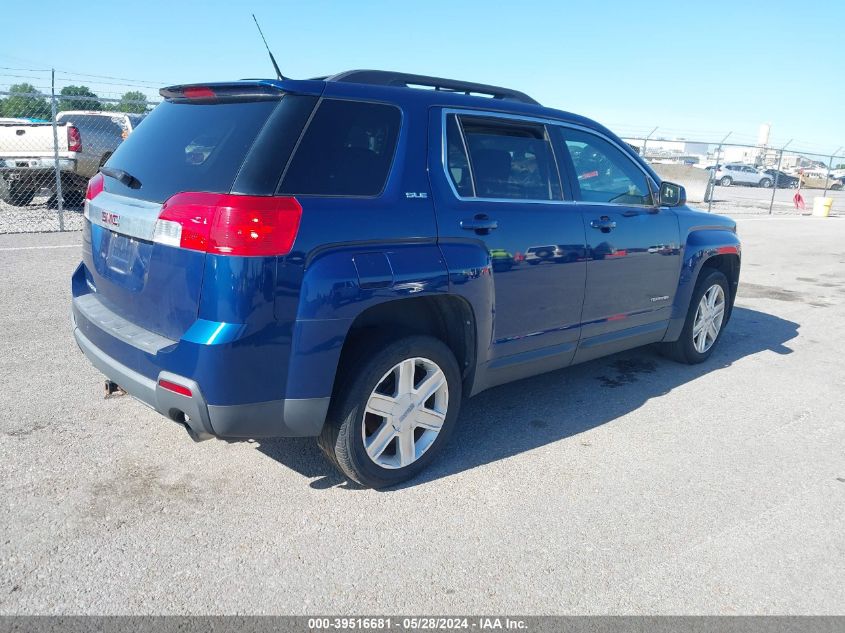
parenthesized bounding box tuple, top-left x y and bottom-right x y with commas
(0, 217, 844, 615)
(0, 195, 84, 234)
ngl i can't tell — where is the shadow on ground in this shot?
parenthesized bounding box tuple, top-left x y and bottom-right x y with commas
(252, 306, 798, 490)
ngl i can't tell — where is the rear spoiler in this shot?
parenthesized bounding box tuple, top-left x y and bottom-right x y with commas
(160, 80, 324, 103)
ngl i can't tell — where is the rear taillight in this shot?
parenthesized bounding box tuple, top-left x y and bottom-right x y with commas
(67, 125, 82, 152)
(152, 193, 302, 257)
(85, 172, 104, 201)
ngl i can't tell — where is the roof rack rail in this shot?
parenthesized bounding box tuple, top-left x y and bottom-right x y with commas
(324, 69, 539, 105)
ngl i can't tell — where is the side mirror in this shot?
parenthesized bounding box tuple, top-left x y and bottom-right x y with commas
(659, 181, 686, 207)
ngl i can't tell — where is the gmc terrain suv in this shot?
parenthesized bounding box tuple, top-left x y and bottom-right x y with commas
(72, 70, 741, 488)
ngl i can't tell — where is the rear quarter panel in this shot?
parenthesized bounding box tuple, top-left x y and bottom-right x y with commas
(275, 85, 449, 401)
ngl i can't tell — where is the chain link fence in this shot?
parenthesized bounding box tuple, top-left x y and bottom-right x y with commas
(622, 133, 844, 216)
(3, 76, 844, 231)
(1, 85, 160, 234)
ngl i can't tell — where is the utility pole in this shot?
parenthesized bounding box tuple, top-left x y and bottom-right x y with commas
(768, 139, 792, 215)
(707, 131, 732, 213)
(822, 146, 843, 197)
(640, 126, 658, 160)
(50, 68, 65, 231)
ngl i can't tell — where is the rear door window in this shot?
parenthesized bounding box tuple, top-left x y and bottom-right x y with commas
(279, 99, 400, 196)
(103, 98, 283, 202)
(445, 115, 474, 197)
(457, 115, 562, 201)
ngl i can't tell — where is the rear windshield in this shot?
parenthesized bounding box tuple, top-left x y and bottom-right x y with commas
(103, 99, 280, 203)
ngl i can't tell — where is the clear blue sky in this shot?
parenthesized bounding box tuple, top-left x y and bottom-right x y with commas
(2, 0, 843, 154)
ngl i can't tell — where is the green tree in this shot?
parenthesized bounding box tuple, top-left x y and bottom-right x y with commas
(117, 90, 149, 114)
(1, 83, 51, 120)
(58, 85, 102, 111)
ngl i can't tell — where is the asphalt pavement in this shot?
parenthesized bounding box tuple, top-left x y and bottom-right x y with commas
(1, 217, 844, 614)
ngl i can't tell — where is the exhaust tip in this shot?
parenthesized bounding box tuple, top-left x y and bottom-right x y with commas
(169, 409, 213, 442)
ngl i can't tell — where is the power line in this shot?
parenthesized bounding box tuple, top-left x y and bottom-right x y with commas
(55, 69, 171, 86)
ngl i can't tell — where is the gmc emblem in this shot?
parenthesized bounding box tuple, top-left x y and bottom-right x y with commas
(101, 211, 120, 227)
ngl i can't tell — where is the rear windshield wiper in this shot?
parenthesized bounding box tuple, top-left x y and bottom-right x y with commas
(100, 166, 142, 190)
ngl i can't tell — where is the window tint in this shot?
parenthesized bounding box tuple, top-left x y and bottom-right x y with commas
(280, 99, 400, 196)
(104, 98, 280, 202)
(558, 128, 653, 206)
(460, 116, 561, 201)
(445, 115, 473, 196)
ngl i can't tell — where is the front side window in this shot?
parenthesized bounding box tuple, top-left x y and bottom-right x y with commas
(456, 115, 562, 201)
(280, 99, 400, 196)
(557, 128, 653, 206)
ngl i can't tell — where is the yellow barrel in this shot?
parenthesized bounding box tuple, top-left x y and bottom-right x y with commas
(812, 197, 834, 217)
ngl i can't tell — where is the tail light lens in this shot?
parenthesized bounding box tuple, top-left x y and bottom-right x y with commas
(152, 193, 302, 257)
(85, 172, 104, 201)
(67, 125, 82, 152)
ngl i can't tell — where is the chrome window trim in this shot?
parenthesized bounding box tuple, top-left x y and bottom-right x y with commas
(439, 107, 657, 208)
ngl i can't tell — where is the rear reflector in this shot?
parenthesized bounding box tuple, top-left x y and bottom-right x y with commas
(153, 193, 302, 257)
(67, 125, 82, 152)
(158, 379, 192, 397)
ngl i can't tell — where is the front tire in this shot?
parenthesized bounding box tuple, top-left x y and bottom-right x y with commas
(759, 178, 772, 188)
(719, 176, 732, 187)
(661, 269, 730, 364)
(318, 335, 462, 488)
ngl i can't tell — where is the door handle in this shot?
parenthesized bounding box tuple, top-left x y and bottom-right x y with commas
(590, 216, 617, 233)
(460, 214, 498, 234)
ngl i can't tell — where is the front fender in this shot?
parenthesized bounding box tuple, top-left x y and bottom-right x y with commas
(664, 227, 741, 341)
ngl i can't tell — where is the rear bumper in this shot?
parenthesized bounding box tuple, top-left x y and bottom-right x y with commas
(1, 157, 77, 175)
(72, 312, 330, 440)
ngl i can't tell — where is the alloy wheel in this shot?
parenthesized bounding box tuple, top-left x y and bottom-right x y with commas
(692, 284, 726, 353)
(361, 357, 449, 469)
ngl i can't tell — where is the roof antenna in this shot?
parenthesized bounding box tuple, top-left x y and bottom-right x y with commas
(252, 14, 286, 81)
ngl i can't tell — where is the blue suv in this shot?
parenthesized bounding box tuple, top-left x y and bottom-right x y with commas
(72, 70, 740, 487)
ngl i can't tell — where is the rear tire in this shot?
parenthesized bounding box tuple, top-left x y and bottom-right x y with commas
(661, 269, 730, 364)
(0, 183, 36, 206)
(64, 189, 85, 208)
(318, 335, 462, 488)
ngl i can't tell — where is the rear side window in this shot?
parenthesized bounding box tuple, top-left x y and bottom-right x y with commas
(280, 99, 400, 196)
(104, 99, 281, 203)
(457, 115, 562, 201)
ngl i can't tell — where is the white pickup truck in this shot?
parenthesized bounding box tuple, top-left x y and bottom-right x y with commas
(0, 111, 144, 206)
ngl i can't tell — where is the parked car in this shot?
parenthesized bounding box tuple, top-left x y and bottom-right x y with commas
(799, 170, 843, 190)
(714, 163, 773, 187)
(72, 71, 740, 488)
(0, 120, 77, 206)
(0, 111, 144, 207)
(525, 244, 581, 264)
(762, 168, 799, 188)
(56, 111, 145, 193)
(489, 248, 515, 271)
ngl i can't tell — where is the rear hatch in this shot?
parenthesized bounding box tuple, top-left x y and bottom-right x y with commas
(83, 83, 316, 340)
